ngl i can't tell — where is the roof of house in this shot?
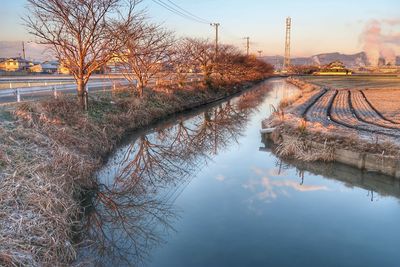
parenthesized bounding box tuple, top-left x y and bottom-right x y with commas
(326, 60, 346, 68)
(5, 57, 31, 63)
(41, 63, 58, 69)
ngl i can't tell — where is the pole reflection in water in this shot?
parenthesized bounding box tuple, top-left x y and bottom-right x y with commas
(77, 83, 273, 266)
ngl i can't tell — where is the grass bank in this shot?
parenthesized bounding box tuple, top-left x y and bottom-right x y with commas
(0, 80, 265, 266)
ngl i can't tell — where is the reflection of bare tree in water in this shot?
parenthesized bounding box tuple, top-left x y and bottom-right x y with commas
(79, 85, 271, 266)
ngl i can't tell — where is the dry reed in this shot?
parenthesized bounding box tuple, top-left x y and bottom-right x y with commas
(276, 135, 335, 162)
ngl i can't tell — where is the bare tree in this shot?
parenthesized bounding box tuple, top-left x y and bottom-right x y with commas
(119, 23, 175, 97)
(182, 38, 215, 88)
(213, 44, 243, 83)
(170, 40, 195, 88)
(25, 0, 140, 107)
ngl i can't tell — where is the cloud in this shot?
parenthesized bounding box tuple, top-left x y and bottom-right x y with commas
(360, 19, 400, 66)
(216, 174, 225, 182)
(244, 176, 328, 202)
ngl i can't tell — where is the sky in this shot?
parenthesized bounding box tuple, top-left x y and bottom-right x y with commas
(0, 0, 399, 59)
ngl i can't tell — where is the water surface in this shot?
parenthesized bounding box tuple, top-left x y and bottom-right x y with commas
(79, 79, 400, 267)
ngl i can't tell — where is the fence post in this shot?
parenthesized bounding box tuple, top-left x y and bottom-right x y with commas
(53, 86, 57, 98)
(9, 83, 12, 89)
(83, 91, 89, 111)
(16, 89, 21, 102)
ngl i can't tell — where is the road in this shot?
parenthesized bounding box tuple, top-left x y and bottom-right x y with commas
(0, 78, 129, 104)
(0, 73, 203, 104)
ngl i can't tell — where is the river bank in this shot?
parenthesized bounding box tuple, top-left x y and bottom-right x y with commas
(0, 79, 267, 266)
(262, 77, 400, 178)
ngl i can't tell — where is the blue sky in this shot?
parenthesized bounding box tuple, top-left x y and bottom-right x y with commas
(1, 0, 399, 57)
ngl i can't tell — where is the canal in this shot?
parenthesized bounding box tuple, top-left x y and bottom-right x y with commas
(78, 78, 400, 267)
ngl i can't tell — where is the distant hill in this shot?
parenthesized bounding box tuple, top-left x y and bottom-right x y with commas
(263, 52, 385, 69)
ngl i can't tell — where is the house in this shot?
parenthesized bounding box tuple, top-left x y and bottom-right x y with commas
(106, 54, 129, 73)
(313, 61, 352, 76)
(30, 61, 59, 74)
(0, 57, 32, 72)
(0, 59, 6, 71)
(58, 61, 71, 75)
(58, 60, 105, 75)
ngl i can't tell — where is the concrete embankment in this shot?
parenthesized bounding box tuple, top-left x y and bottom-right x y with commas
(262, 132, 400, 178)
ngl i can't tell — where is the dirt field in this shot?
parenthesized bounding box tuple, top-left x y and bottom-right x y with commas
(265, 77, 400, 158)
(296, 76, 400, 136)
(363, 89, 400, 124)
(302, 75, 400, 89)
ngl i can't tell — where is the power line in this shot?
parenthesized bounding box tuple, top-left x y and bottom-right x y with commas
(151, 0, 210, 24)
(165, 0, 210, 24)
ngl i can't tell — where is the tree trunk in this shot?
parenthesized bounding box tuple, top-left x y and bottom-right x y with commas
(77, 78, 86, 109)
(137, 81, 144, 98)
(202, 65, 213, 89)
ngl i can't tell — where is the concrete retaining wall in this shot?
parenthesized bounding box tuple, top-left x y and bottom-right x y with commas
(264, 132, 400, 179)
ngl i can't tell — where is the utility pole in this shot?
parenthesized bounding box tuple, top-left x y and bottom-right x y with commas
(244, 37, 250, 56)
(284, 17, 292, 71)
(257, 50, 263, 58)
(22, 41, 26, 60)
(210, 23, 220, 60)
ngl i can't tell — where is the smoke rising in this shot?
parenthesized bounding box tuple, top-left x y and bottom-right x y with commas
(361, 19, 400, 66)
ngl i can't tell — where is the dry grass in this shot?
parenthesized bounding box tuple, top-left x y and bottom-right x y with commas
(274, 123, 400, 158)
(0, 79, 260, 266)
(287, 77, 320, 92)
(278, 90, 302, 110)
(276, 135, 335, 162)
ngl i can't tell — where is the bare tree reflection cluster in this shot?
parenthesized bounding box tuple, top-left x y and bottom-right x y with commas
(80, 84, 272, 265)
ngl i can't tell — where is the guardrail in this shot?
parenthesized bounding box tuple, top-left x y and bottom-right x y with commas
(0, 79, 130, 103)
(0, 75, 203, 104)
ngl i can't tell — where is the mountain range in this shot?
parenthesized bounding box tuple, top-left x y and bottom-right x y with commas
(1, 41, 399, 68)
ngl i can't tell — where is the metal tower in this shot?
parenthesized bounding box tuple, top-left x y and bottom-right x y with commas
(284, 17, 291, 70)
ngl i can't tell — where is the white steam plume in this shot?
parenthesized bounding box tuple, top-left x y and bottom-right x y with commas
(360, 19, 400, 66)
